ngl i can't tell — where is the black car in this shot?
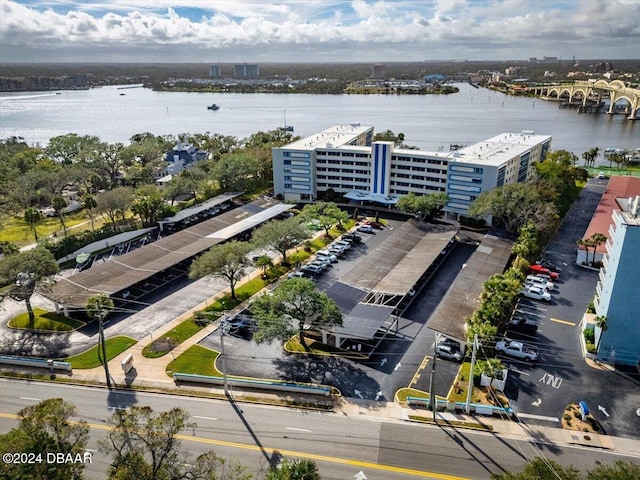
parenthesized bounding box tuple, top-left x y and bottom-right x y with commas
(535, 258, 561, 272)
(342, 233, 362, 244)
(224, 315, 255, 336)
(507, 317, 538, 335)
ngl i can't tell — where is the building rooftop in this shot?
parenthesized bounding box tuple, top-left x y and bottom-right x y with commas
(451, 131, 552, 167)
(281, 124, 373, 150)
(581, 176, 640, 253)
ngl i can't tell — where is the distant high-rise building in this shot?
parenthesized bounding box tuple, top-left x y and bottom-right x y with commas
(234, 64, 260, 79)
(209, 65, 221, 78)
(371, 63, 385, 79)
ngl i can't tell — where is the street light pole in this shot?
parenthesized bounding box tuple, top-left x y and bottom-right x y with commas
(429, 353, 437, 422)
(98, 310, 112, 390)
(465, 335, 478, 414)
(219, 313, 229, 396)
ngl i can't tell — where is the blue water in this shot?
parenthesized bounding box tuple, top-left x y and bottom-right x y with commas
(1, 84, 637, 158)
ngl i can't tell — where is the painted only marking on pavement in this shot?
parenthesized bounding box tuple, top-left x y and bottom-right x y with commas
(193, 416, 218, 421)
(517, 412, 560, 422)
(549, 318, 576, 326)
(409, 356, 430, 387)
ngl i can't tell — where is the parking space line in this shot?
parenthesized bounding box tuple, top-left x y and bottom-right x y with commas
(549, 318, 576, 326)
(409, 356, 429, 387)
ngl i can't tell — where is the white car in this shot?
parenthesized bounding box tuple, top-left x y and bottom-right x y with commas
(520, 286, 551, 302)
(531, 273, 554, 283)
(333, 240, 351, 250)
(316, 250, 338, 263)
(496, 339, 538, 361)
(525, 275, 554, 291)
(357, 225, 374, 234)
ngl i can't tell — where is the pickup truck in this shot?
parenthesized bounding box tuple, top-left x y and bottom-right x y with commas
(495, 339, 538, 361)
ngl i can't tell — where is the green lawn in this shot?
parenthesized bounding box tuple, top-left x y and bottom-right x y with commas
(8, 307, 85, 331)
(65, 336, 137, 369)
(586, 165, 640, 177)
(0, 211, 95, 246)
(142, 318, 206, 358)
(166, 345, 221, 377)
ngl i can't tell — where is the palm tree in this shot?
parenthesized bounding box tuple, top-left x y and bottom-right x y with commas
(576, 237, 594, 265)
(81, 195, 98, 232)
(595, 315, 608, 354)
(23, 207, 42, 243)
(52, 195, 68, 235)
(255, 254, 273, 279)
(588, 232, 608, 266)
(265, 458, 320, 480)
(86, 293, 115, 389)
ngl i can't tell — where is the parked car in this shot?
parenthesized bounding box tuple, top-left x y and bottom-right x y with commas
(529, 264, 559, 280)
(525, 275, 554, 291)
(434, 343, 463, 362)
(302, 264, 324, 275)
(531, 273, 555, 283)
(495, 339, 538, 361)
(333, 240, 351, 250)
(596, 172, 607, 179)
(224, 315, 255, 336)
(356, 225, 375, 234)
(311, 257, 332, 268)
(287, 270, 310, 279)
(316, 250, 338, 262)
(342, 233, 362, 244)
(520, 286, 552, 302)
(535, 258, 561, 272)
(367, 221, 383, 229)
(508, 317, 538, 335)
(308, 259, 329, 270)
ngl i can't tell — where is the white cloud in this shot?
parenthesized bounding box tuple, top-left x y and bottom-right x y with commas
(0, 0, 638, 62)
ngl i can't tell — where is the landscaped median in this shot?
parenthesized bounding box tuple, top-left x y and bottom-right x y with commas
(64, 336, 137, 369)
(8, 307, 85, 332)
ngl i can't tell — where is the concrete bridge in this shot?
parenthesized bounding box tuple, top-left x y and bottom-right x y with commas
(529, 80, 640, 120)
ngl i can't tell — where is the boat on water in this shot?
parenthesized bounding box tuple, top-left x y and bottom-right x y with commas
(279, 110, 294, 132)
(207, 103, 220, 110)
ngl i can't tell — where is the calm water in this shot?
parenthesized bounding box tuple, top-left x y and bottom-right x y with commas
(1, 84, 638, 159)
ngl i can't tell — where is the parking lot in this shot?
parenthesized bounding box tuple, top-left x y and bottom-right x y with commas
(501, 179, 640, 438)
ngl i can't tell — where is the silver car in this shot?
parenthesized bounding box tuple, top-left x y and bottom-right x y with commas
(434, 343, 463, 362)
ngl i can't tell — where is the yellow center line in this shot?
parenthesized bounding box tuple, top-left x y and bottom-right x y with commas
(0, 412, 469, 479)
(549, 318, 576, 326)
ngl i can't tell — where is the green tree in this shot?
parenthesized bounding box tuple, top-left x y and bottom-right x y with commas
(255, 254, 274, 278)
(301, 202, 346, 238)
(96, 187, 134, 229)
(396, 192, 449, 222)
(490, 457, 581, 480)
(51, 194, 68, 235)
(587, 460, 640, 480)
(23, 207, 42, 242)
(0, 241, 19, 255)
(469, 183, 557, 233)
(0, 247, 59, 327)
(131, 185, 172, 227)
(189, 241, 252, 301)
(265, 458, 321, 480)
(45, 133, 101, 165)
(252, 217, 310, 264)
(213, 151, 261, 192)
(0, 398, 89, 480)
(587, 232, 607, 265)
(595, 315, 608, 353)
(81, 194, 98, 232)
(250, 278, 342, 350)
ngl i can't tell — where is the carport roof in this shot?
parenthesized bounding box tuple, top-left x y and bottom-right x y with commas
(327, 222, 457, 340)
(47, 199, 293, 307)
(158, 192, 242, 225)
(427, 233, 514, 342)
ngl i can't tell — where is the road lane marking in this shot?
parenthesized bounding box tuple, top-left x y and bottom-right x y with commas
(19, 397, 42, 401)
(549, 318, 576, 326)
(286, 427, 312, 433)
(409, 356, 429, 387)
(193, 416, 218, 421)
(517, 413, 559, 422)
(0, 413, 470, 480)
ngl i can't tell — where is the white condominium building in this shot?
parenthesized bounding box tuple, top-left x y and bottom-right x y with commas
(272, 124, 551, 217)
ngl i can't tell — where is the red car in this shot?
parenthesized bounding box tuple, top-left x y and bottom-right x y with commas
(529, 264, 559, 280)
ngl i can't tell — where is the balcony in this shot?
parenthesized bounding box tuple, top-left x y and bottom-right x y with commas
(599, 269, 607, 285)
(608, 224, 616, 239)
(596, 281, 603, 299)
(602, 253, 609, 270)
(605, 239, 613, 255)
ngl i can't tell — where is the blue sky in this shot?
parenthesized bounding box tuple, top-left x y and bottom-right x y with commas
(1, 1, 638, 63)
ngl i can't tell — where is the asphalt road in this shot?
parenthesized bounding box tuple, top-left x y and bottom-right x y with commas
(1, 379, 637, 480)
(502, 179, 640, 438)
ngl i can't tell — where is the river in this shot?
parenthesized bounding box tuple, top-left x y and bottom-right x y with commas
(0, 84, 637, 160)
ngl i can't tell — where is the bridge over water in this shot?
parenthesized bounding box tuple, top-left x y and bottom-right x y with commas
(529, 80, 640, 120)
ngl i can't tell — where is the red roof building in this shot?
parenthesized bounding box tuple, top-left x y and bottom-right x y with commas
(577, 176, 640, 265)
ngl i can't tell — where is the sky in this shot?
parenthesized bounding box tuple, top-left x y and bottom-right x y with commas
(1, 0, 639, 63)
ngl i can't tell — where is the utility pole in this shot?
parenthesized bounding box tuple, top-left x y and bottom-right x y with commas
(429, 353, 437, 422)
(465, 335, 478, 414)
(98, 310, 111, 390)
(220, 313, 229, 396)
